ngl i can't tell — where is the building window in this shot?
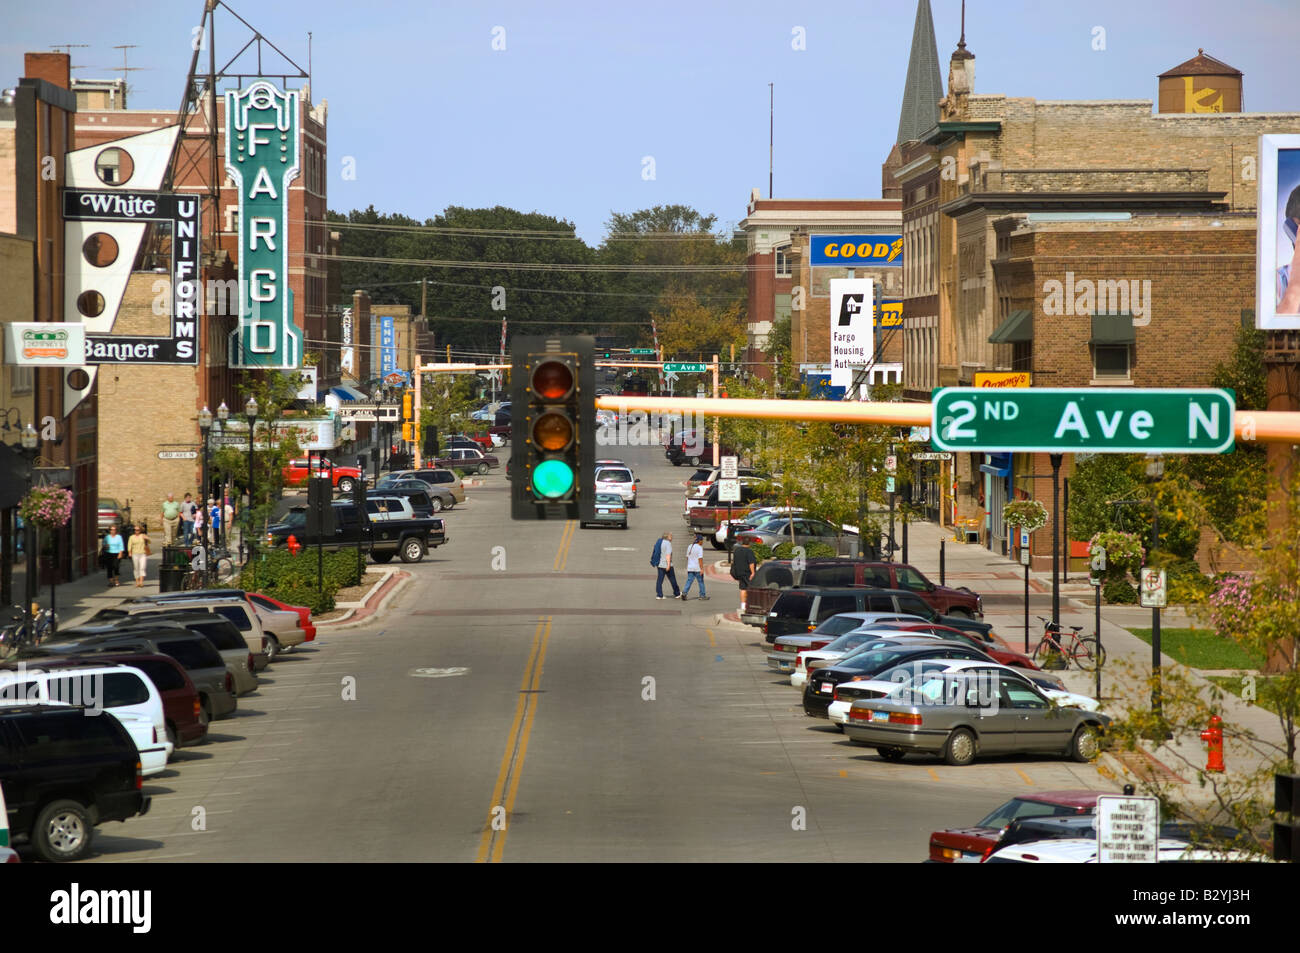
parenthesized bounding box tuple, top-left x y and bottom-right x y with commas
(774, 245, 791, 278)
(11, 366, 33, 394)
(1093, 344, 1131, 380)
(1012, 341, 1032, 372)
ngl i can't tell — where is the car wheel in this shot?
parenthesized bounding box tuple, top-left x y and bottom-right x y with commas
(942, 728, 977, 766)
(166, 721, 178, 753)
(34, 799, 93, 863)
(477, 463, 489, 475)
(1069, 724, 1102, 762)
(629, 498, 637, 509)
(877, 746, 908, 763)
(372, 551, 394, 563)
(690, 455, 702, 466)
(401, 538, 425, 563)
(430, 497, 443, 513)
(710, 538, 725, 551)
(337, 477, 356, 495)
(264, 634, 281, 663)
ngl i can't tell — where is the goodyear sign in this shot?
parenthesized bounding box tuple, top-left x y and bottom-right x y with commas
(877, 300, 903, 329)
(810, 235, 903, 267)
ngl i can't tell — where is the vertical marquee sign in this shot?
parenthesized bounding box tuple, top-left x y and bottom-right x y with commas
(226, 82, 303, 369)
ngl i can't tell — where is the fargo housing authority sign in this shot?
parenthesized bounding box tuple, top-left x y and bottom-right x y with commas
(829, 277, 874, 387)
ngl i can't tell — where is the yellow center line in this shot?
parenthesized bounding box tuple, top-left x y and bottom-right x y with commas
(706, 628, 717, 647)
(492, 617, 551, 863)
(476, 619, 545, 864)
(1015, 767, 1035, 786)
(927, 767, 940, 782)
(551, 519, 576, 572)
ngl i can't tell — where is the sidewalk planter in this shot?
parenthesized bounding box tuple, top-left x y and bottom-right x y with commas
(158, 545, 194, 593)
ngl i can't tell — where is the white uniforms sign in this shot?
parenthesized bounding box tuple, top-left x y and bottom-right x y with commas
(829, 278, 873, 388)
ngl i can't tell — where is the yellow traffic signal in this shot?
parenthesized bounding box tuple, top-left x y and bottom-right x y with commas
(402, 422, 413, 442)
(511, 336, 594, 520)
(402, 392, 413, 420)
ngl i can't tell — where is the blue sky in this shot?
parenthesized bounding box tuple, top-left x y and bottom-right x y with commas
(3, 0, 1295, 244)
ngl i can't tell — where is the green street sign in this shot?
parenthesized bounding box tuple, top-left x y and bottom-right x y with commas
(931, 387, 1235, 454)
(664, 362, 707, 374)
(628, 348, 656, 355)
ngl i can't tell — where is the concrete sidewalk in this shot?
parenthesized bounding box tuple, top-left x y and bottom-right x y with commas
(711, 516, 1288, 790)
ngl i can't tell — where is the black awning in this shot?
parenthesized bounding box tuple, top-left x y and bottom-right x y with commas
(988, 309, 1032, 344)
(1090, 314, 1137, 344)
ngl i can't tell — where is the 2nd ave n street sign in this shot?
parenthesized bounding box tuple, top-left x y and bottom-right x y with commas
(931, 387, 1235, 454)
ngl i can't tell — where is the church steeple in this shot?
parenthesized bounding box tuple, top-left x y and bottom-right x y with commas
(896, 0, 945, 144)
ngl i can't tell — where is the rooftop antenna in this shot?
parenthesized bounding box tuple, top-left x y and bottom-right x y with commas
(958, 0, 967, 51)
(50, 44, 90, 56)
(768, 82, 774, 198)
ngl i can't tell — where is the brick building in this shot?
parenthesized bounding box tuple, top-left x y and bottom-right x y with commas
(890, 14, 1300, 560)
(0, 53, 99, 584)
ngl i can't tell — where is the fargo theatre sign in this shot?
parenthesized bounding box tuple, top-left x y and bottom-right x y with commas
(226, 81, 303, 369)
(62, 188, 201, 364)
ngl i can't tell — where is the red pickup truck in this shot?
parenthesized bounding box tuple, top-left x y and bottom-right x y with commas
(281, 458, 363, 494)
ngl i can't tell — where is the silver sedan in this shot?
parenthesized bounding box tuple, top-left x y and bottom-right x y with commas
(732, 516, 861, 556)
(842, 670, 1110, 766)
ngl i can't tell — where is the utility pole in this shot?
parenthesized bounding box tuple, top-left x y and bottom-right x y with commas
(768, 82, 774, 198)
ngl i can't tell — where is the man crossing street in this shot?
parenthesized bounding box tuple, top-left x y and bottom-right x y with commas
(681, 533, 709, 601)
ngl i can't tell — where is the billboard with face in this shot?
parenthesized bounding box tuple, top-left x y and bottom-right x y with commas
(1257, 135, 1300, 329)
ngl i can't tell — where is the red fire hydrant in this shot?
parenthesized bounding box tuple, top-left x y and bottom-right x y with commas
(287, 534, 301, 557)
(1200, 715, 1225, 773)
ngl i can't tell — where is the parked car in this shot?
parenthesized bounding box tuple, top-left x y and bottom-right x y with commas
(97, 498, 130, 533)
(118, 589, 310, 661)
(740, 559, 983, 627)
(841, 669, 1111, 765)
(787, 629, 919, 689)
(281, 458, 364, 495)
(92, 652, 208, 752)
(364, 495, 417, 522)
(594, 465, 639, 507)
(685, 465, 766, 496)
(984, 837, 1254, 864)
(265, 501, 447, 564)
(0, 661, 172, 776)
(581, 493, 628, 530)
(927, 791, 1104, 863)
(0, 704, 150, 862)
(803, 641, 994, 718)
(665, 430, 735, 466)
(245, 593, 316, 644)
(980, 816, 1243, 863)
(764, 587, 993, 641)
(734, 516, 863, 557)
(384, 468, 465, 504)
(370, 480, 456, 513)
(869, 622, 1036, 669)
(432, 447, 500, 475)
(123, 610, 258, 696)
(29, 623, 238, 725)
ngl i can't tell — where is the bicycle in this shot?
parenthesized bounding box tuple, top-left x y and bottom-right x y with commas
(1033, 616, 1105, 672)
(0, 608, 57, 660)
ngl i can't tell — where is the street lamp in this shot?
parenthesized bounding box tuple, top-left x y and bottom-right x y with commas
(245, 397, 258, 568)
(20, 423, 38, 634)
(198, 406, 213, 531)
(215, 402, 229, 547)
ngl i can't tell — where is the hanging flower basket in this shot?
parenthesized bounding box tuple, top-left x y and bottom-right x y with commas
(1002, 499, 1048, 532)
(18, 484, 74, 531)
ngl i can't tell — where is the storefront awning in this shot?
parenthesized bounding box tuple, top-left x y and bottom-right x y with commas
(979, 453, 1012, 478)
(988, 309, 1032, 344)
(329, 385, 369, 402)
(1089, 313, 1136, 344)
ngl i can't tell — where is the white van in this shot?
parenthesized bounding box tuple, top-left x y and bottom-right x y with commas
(0, 662, 171, 776)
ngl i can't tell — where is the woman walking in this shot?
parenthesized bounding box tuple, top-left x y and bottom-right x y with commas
(127, 523, 151, 588)
(103, 525, 125, 586)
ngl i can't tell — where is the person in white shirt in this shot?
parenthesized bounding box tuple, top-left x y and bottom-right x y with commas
(654, 532, 681, 600)
(681, 533, 709, 601)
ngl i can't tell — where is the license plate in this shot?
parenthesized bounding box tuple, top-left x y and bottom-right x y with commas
(597, 509, 609, 514)
(819, 682, 833, 694)
(871, 710, 891, 723)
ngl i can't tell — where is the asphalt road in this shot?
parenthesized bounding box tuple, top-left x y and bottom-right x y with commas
(84, 438, 1112, 863)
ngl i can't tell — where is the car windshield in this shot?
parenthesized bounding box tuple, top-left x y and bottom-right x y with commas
(597, 469, 632, 483)
(819, 631, 878, 653)
(595, 494, 622, 504)
(811, 615, 872, 638)
(977, 797, 1086, 830)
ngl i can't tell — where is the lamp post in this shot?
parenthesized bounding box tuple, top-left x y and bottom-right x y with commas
(216, 402, 229, 548)
(1145, 453, 1165, 721)
(20, 423, 38, 634)
(198, 406, 213, 533)
(245, 396, 258, 569)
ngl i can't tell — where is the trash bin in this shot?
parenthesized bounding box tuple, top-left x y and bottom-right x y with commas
(158, 545, 193, 593)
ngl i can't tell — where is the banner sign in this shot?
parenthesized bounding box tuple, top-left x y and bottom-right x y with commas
(226, 82, 303, 368)
(63, 189, 200, 364)
(379, 315, 397, 377)
(810, 234, 903, 267)
(340, 308, 355, 376)
(829, 278, 874, 387)
(973, 371, 1032, 388)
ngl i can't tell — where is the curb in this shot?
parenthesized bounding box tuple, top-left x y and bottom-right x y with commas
(315, 568, 410, 629)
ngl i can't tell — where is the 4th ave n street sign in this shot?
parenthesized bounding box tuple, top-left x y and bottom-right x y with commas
(931, 387, 1236, 454)
(664, 362, 707, 374)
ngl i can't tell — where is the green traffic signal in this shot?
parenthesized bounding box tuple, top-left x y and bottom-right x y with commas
(531, 459, 576, 499)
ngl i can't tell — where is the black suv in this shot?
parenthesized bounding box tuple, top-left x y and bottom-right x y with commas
(764, 587, 995, 642)
(0, 705, 150, 862)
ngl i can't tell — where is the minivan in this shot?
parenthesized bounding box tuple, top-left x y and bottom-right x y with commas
(764, 587, 995, 642)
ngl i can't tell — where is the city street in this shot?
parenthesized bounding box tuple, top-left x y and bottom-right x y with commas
(83, 441, 1110, 864)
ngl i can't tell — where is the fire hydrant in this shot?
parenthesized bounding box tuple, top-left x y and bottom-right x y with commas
(287, 534, 301, 557)
(1200, 715, 1225, 773)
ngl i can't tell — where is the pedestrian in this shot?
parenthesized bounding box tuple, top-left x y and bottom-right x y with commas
(730, 538, 757, 614)
(681, 533, 710, 601)
(193, 503, 206, 547)
(651, 531, 680, 600)
(180, 492, 197, 545)
(127, 523, 151, 588)
(102, 526, 125, 586)
(161, 493, 181, 545)
(209, 497, 222, 546)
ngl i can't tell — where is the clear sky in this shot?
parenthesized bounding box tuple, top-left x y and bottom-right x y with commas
(3, 0, 1295, 244)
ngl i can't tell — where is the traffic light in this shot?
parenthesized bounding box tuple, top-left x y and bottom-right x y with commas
(402, 391, 413, 421)
(510, 334, 594, 521)
(402, 422, 413, 442)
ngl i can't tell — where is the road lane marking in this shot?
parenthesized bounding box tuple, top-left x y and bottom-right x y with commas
(551, 520, 576, 572)
(706, 628, 717, 647)
(1014, 768, 1035, 786)
(410, 667, 471, 678)
(494, 617, 550, 863)
(927, 768, 940, 782)
(476, 616, 550, 863)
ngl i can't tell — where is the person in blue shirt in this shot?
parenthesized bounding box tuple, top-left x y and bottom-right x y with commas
(209, 497, 222, 547)
(102, 525, 125, 587)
